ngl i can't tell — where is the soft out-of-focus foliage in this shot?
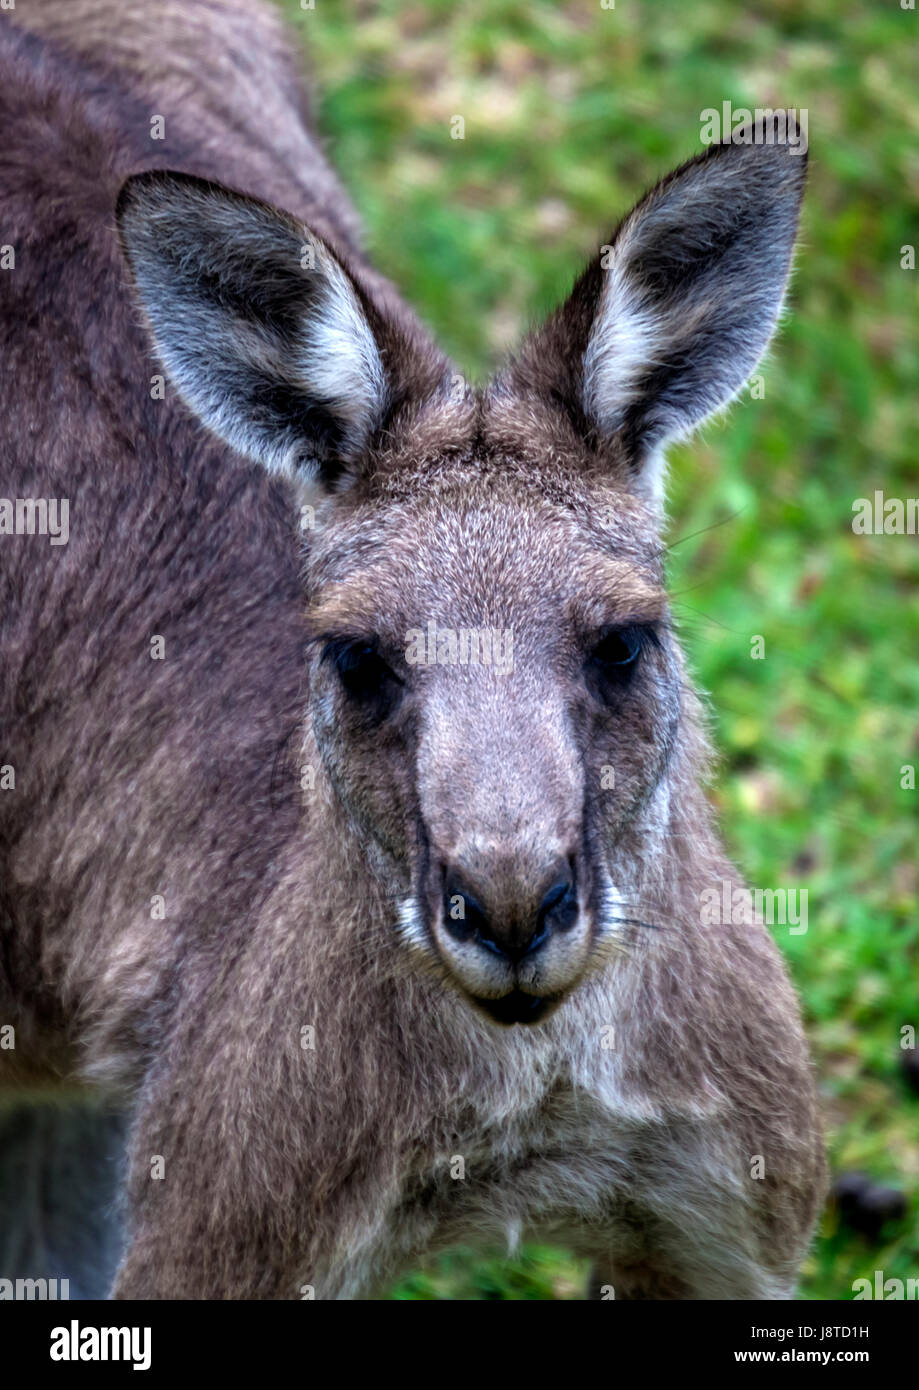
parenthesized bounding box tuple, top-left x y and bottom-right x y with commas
(279, 0, 919, 1299)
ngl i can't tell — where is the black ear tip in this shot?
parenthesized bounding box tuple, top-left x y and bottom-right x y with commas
(725, 114, 809, 166)
(709, 120, 809, 200)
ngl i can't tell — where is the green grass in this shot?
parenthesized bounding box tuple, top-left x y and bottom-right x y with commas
(279, 0, 919, 1299)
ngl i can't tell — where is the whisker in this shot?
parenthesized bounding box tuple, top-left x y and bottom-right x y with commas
(656, 507, 747, 558)
(604, 915, 666, 931)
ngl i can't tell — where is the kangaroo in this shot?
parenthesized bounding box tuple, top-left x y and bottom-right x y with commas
(0, 0, 826, 1299)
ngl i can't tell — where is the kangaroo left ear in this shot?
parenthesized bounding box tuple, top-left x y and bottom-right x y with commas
(503, 116, 808, 505)
(117, 171, 447, 486)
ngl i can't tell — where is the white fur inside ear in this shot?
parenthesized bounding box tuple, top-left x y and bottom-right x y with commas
(296, 245, 387, 447)
(583, 253, 668, 439)
(582, 248, 673, 509)
(581, 239, 734, 510)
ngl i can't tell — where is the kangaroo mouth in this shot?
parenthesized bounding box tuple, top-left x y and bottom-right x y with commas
(472, 990, 556, 1026)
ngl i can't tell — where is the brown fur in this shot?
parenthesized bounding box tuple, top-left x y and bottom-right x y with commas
(0, 1, 826, 1299)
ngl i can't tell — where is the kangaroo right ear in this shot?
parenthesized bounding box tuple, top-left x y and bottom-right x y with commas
(503, 118, 808, 506)
(117, 171, 441, 483)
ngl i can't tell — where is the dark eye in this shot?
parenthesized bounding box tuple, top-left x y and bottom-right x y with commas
(323, 638, 401, 710)
(587, 625, 652, 701)
(593, 628, 642, 667)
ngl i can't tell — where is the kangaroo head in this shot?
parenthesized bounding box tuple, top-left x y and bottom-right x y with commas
(118, 121, 805, 1024)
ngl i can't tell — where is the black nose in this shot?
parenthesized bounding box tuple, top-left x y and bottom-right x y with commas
(442, 863, 578, 963)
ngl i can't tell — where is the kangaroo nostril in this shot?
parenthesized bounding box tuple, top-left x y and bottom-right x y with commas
(443, 876, 489, 944)
(538, 875, 578, 934)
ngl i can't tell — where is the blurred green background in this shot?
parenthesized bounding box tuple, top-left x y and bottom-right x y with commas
(279, 0, 918, 1299)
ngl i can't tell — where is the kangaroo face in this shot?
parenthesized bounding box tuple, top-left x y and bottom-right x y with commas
(304, 451, 677, 1020)
(118, 119, 806, 1024)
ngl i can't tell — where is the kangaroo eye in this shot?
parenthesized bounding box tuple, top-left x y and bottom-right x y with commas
(592, 628, 642, 668)
(587, 625, 653, 702)
(324, 638, 401, 707)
